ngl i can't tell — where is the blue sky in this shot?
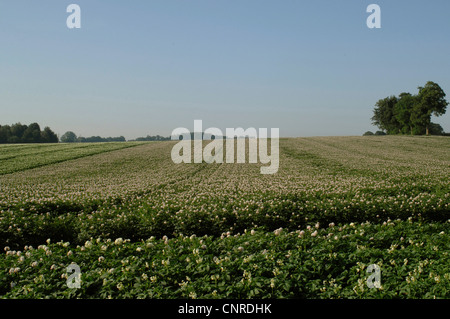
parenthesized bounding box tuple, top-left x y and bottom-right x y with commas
(1, 0, 449, 139)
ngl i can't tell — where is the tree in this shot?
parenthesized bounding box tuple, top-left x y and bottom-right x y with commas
(76, 135, 126, 143)
(394, 92, 417, 135)
(428, 122, 445, 136)
(371, 95, 400, 134)
(60, 131, 77, 143)
(135, 135, 171, 141)
(10, 123, 28, 143)
(0, 122, 59, 144)
(363, 131, 374, 136)
(22, 123, 42, 143)
(372, 81, 448, 136)
(0, 125, 10, 143)
(41, 127, 59, 143)
(414, 81, 448, 135)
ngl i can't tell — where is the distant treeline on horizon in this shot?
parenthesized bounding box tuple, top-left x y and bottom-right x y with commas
(0, 122, 58, 144)
(61, 131, 170, 143)
(0, 124, 172, 144)
(1, 122, 449, 145)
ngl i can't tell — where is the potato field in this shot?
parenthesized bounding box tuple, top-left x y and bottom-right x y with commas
(1, 136, 449, 299)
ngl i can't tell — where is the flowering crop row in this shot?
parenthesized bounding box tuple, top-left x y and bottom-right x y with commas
(1, 219, 449, 298)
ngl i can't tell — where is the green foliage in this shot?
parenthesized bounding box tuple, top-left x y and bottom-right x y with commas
(428, 123, 445, 136)
(394, 93, 417, 134)
(1, 221, 449, 299)
(77, 136, 126, 143)
(372, 81, 448, 135)
(134, 135, 171, 141)
(41, 127, 59, 143)
(22, 123, 42, 143)
(60, 131, 77, 143)
(371, 95, 400, 134)
(0, 123, 58, 144)
(418, 81, 448, 117)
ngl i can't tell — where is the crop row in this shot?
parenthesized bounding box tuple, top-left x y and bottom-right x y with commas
(0, 142, 144, 175)
(1, 219, 449, 299)
(1, 188, 448, 250)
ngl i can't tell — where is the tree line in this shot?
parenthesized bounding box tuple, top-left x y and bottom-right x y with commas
(0, 125, 173, 144)
(60, 131, 126, 143)
(0, 123, 58, 144)
(371, 81, 448, 135)
(61, 131, 171, 143)
(132, 135, 171, 141)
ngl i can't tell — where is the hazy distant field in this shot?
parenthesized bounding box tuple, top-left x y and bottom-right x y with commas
(1, 136, 449, 298)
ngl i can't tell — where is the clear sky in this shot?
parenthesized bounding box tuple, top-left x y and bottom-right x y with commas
(1, 0, 449, 139)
